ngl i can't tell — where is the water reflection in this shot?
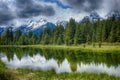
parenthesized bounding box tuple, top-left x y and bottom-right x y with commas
(1, 54, 71, 73)
(77, 63, 120, 77)
(0, 47, 120, 77)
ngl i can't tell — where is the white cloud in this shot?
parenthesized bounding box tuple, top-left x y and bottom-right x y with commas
(35, 2, 88, 23)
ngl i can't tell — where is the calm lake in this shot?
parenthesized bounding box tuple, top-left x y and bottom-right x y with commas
(0, 47, 120, 77)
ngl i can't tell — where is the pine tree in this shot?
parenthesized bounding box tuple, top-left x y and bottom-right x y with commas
(92, 22, 97, 43)
(38, 32, 43, 44)
(53, 25, 64, 45)
(14, 29, 22, 44)
(74, 24, 82, 45)
(1, 32, 7, 45)
(109, 21, 118, 42)
(42, 27, 51, 45)
(19, 35, 28, 45)
(9, 28, 13, 44)
(31, 34, 37, 44)
(65, 18, 76, 45)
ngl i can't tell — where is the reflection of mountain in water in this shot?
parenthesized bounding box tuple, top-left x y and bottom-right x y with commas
(0, 47, 120, 76)
(1, 54, 71, 73)
(1, 53, 120, 77)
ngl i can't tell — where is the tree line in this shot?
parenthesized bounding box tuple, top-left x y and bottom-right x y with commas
(0, 18, 120, 45)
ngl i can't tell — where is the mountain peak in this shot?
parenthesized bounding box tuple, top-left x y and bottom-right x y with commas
(81, 16, 90, 22)
(107, 10, 120, 20)
(89, 12, 102, 21)
(81, 12, 102, 22)
(56, 20, 67, 27)
(27, 18, 48, 29)
(39, 18, 47, 23)
(90, 12, 100, 18)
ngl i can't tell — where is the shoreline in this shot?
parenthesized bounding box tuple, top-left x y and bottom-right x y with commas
(0, 44, 120, 53)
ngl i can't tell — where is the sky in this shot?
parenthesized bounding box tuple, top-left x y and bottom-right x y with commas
(0, 0, 120, 27)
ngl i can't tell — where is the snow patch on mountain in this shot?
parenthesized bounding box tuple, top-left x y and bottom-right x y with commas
(27, 18, 48, 29)
(106, 11, 120, 20)
(81, 12, 103, 22)
(56, 20, 67, 27)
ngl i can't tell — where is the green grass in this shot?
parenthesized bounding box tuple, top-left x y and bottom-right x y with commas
(0, 60, 15, 80)
(1, 44, 119, 53)
(0, 68, 120, 80)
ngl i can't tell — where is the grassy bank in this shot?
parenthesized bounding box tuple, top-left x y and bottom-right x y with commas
(0, 44, 120, 53)
(30, 44, 120, 52)
(3, 69, 120, 80)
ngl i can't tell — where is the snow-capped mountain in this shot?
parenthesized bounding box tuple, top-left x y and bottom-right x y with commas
(81, 16, 90, 22)
(90, 12, 102, 21)
(81, 12, 102, 22)
(0, 25, 14, 35)
(27, 18, 48, 29)
(32, 22, 55, 35)
(1, 11, 120, 36)
(0, 18, 55, 35)
(13, 18, 55, 35)
(13, 25, 33, 34)
(56, 21, 67, 27)
(106, 11, 120, 20)
(0, 27, 4, 35)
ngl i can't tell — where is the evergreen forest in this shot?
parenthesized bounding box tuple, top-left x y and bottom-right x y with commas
(0, 18, 120, 45)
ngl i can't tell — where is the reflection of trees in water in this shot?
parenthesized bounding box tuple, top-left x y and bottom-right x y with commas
(0, 47, 120, 69)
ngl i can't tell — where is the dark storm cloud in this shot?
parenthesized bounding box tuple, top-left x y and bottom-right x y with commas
(0, 0, 55, 25)
(0, 2, 14, 24)
(15, 0, 55, 18)
(62, 0, 104, 12)
(62, 0, 120, 12)
(110, 0, 120, 11)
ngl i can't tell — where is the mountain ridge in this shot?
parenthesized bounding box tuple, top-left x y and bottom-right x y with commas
(0, 11, 120, 36)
